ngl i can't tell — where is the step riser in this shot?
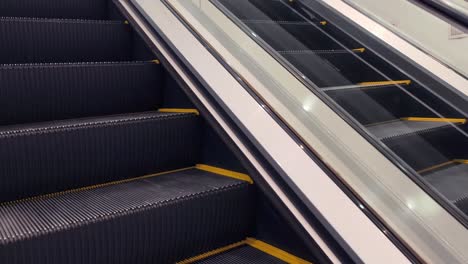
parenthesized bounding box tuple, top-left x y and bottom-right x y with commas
(0, 0, 109, 20)
(0, 19, 132, 63)
(0, 113, 201, 202)
(0, 63, 163, 125)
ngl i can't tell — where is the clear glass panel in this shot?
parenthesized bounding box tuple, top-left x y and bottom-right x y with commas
(212, 0, 468, 219)
(344, 0, 468, 78)
(162, 0, 468, 261)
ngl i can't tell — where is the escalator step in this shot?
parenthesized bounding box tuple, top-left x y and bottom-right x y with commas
(0, 61, 162, 125)
(218, 0, 310, 22)
(423, 162, 468, 201)
(0, 168, 254, 264)
(367, 119, 460, 140)
(178, 238, 311, 264)
(0, 18, 132, 64)
(191, 245, 287, 264)
(280, 51, 352, 87)
(0, 111, 201, 202)
(0, 0, 108, 20)
(382, 124, 464, 171)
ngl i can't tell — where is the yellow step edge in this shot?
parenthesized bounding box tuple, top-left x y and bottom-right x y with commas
(196, 164, 253, 184)
(177, 240, 247, 264)
(246, 238, 312, 264)
(320, 21, 327, 25)
(177, 238, 312, 264)
(158, 108, 200, 115)
(124, 20, 129, 25)
(0, 166, 195, 207)
(417, 160, 456, 174)
(417, 159, 468, 174)
(359, 80, 411, 86)
(352, 48, 366, 53)
(401, 117, 466, 124)
(152, 59, 160, 64)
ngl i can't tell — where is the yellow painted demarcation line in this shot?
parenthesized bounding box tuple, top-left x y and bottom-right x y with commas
(177, 238, 312, 264)
(196, 164, 253, 184)
(418, 160, 468, 174)
(352, 48, 366, 53)
(158, 108, 200, 115)
(401, 117, 466, 124)
(359, 80, 411, 86)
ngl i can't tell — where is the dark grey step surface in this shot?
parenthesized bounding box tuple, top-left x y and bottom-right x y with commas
(193, 245, 286, 264)
(0, 0, 109, 19)
(367, 119, 453, 140)
(0, 168, 254, 264)
(424, 163, 468, 201)
(0, 111, 201, 202)
(0, 17, 132, 63)
(0, 61, 162, 125)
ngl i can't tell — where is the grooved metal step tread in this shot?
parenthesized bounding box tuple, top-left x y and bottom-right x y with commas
(179, 238, 311, 264)
(424, 163, 468, 201)
(0, 17, 132, 63)
(0, 111, 201, 202)
(0, 168, 254, 264)
(0, 0, 109, 20)
(367, 119, 454, 140)
(0, 61, 162, 125)
(192, 245, 287, 264)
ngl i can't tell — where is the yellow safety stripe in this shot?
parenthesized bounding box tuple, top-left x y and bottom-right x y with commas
(152, 59, 160, 64)
(417, 160, 456, 174)
(246, 238, 312, 264)
(124, 20, 129, 25)
(418, 159, 468, 174)
(196, 164, 253, 184)
(177, 240, 246, 264)
(320, 21, 327, 25)
(158, 108, 200, 115)
(352, 48, 366, 53)
(177, 238, 312, 263)
(401, 117, 466, 124)
(1, 166, 195, 206)
(359, 80, 411, 86)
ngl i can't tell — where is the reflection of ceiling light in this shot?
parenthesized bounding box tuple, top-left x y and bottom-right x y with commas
(359, 204, 365, 209)
(251, 32, 257, 37)
(407, 201, 414, 210)
(406, 194, 441, 216)
(302, 96, 315, 112)
(303, 103, 312, 112)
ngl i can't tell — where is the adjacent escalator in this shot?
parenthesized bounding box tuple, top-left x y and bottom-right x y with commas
(216, 0, 468, 217)
(0, 0, 318, 263)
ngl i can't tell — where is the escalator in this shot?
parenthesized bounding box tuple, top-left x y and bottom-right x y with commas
(0, 0, 318, 263)
(216, 0, 468, 217)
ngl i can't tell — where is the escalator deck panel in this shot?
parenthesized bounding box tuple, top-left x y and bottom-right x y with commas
(0, 169, 254, 264)
(0, 17, 132, 63)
